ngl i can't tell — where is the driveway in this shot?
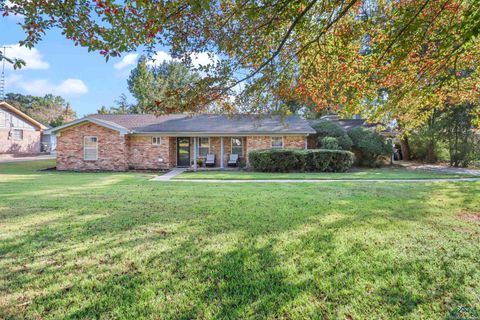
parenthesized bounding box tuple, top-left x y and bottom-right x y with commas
(397, 161, 480, 176)
(0, 154, 55, 163)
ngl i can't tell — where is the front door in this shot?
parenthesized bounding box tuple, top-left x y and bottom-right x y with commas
(177, 137, 190, 166)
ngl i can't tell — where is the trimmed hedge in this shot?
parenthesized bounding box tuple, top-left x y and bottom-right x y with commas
(248, 149, 355, 172)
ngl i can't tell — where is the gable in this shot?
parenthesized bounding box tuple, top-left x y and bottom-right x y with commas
(0, 106, 37, 130)
(0, 102, 47, 130)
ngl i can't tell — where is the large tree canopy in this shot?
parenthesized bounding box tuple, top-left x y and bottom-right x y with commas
(2, 0, 479, 127)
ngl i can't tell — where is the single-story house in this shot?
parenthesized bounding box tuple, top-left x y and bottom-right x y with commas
(0, 101, 48, 155)
(46, 114, 316, 171)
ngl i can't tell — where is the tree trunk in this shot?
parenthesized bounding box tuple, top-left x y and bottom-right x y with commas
(400, 137, 411, 161)
(425, 139, 436, 163)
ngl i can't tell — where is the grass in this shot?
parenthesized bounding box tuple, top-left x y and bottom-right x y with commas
(175, 167, 477, 180)
(1, 160, 480, 319)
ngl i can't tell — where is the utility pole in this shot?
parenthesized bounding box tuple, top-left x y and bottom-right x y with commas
(0, 46, 12, 101)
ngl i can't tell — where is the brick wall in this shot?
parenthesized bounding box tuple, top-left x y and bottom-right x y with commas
(0, 128, 41, 154)
(246, 135, 306, 152)
(245, 135, 306, 165)
(56, 122, 128, 171)
(127, 135, 171, 170)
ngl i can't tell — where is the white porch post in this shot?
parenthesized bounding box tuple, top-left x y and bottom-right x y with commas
(220, 136, 224, 169)
(193, 137, 197, 171)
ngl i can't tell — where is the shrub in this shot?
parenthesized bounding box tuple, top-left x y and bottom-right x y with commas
(321, 136, 340, 150)
(312, 119, 353, 150)
(348, 127, 392, 167)
(247, 149, 305, 172)
(248, 149, 354, 172)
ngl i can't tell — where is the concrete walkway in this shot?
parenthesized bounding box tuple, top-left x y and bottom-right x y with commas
(0, 154, 55, 163)
(151, 167, 187, 181)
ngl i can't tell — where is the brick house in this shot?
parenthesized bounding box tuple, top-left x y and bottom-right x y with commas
(46, 114, 316, 171)
(0, 101, 48, 155)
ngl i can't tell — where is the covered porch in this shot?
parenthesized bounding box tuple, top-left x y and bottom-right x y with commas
(172, 136, 247, 170)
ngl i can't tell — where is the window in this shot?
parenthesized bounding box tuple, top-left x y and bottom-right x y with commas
(231, 137, 243, 156)
(84, 136, 98, 161)
(198, 137, 210, 157)
(13, 129, 23, 141)
(271, 136, 283, 149)
(152, 137, 161, 145)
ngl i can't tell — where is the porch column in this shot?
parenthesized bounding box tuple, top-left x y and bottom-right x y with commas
(220, 136, 224, 169)
(193, 136, 197, 171)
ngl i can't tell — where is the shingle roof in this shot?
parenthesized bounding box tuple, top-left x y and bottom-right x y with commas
(87, 114, 315, 134)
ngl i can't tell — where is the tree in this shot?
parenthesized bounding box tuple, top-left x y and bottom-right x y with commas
(127, 56, 154, 109)
(96, 93, 135, 114)
(2, 0, 479, 127)
(127, 58, 200, 113)
(441, 103, 477, 167)
(5, 93, 76, 126)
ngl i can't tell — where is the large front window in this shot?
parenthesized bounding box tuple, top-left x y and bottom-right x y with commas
(84, 136, 98, 160)
(198, 137, 210, 157)
(231, 137, 243, 156)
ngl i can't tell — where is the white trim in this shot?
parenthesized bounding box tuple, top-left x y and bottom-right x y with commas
(220, 136, 224, 169)
(84, 136, 98, 161)
(45, 117, 130, 135)
(231, 136, 244, 156)
(271, 136, 284, 149)
(197, 136, 210, 157)
(152, 136, 161, 145)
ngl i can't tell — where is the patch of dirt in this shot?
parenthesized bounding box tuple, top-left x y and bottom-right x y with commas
(458, 211, 480, 222)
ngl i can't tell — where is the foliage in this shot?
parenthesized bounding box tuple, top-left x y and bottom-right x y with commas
(248, 149, 354, 172)
(127, 57, 202, 113)
(321, 137, 340, 150)
(248, 149, 305, 173)
(348, 127, 392, 167)
(312, 119, 353, 150)
(408, 103, 478, 167)
(2, 0, 480, 126)
(96, 93, 136, 114)
(5, 93, 76, 126)
(3, 160, 480, 319)
(0, 50, 25, 69)
(441, 103, 478, 167)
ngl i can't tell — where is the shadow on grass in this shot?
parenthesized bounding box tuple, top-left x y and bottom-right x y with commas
(1, 168, 480, 318)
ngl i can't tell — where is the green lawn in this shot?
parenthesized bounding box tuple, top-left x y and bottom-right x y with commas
(175, 167, 477, 180)
(1, 160, 479, 319)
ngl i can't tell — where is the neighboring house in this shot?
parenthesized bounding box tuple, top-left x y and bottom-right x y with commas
(46, 114, 315, 171)
(0, 101, 48, 155)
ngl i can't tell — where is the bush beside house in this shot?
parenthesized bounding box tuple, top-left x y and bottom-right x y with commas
(311, 119, 353, 150)
(348, 127, 392, 167)
(248, 149, 355, 172)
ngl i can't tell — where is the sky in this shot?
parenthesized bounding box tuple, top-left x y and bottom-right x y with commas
(0, 14, 199, 117)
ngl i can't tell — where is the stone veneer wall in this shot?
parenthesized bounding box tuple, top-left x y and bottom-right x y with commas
(0, 128, 41, 154)
(127, 135, 172, 170)
(56, 122, 128, 171)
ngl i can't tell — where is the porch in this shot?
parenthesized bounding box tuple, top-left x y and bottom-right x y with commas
(172, 136, 247, 170)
